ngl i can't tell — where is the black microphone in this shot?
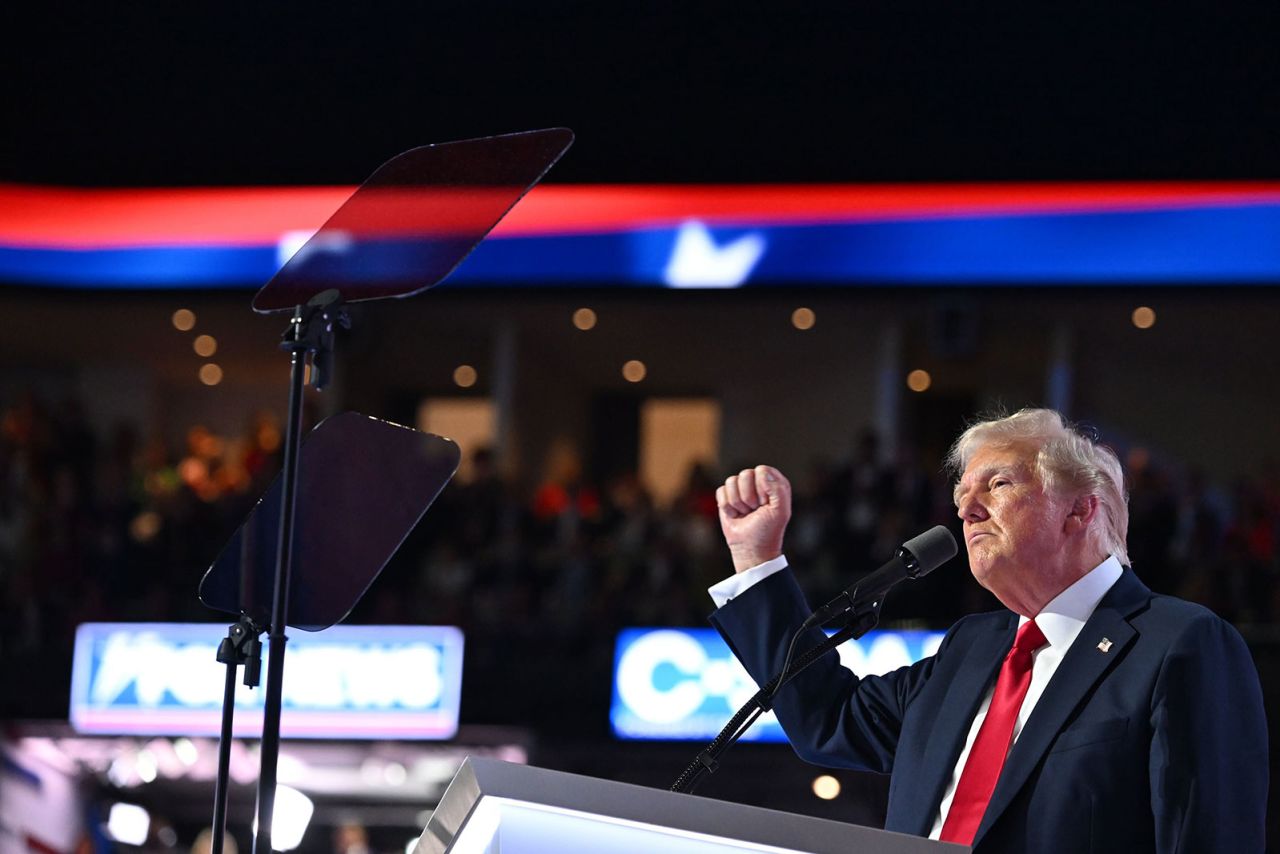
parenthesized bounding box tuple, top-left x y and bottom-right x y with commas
(801, 525, 958, 630)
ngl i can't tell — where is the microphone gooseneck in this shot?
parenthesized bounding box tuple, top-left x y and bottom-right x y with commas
(670, 526, 958, 795)
(801, 524, 958, 630)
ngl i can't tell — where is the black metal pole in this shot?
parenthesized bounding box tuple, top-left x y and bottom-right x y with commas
(211, 657, 239, 853)
(253, 309, 309, 853)
(670, 608, 879, 795)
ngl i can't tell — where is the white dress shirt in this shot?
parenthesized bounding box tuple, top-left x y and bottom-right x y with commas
(708, 554, 790, 608)
(707, 553, 1125, 838)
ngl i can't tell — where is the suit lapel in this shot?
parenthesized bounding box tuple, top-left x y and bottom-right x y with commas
(971, 570, 1151, 848)
(898, 617, 1014, 836)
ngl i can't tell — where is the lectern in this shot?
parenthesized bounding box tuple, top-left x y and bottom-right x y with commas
(415, 758, 968, 854)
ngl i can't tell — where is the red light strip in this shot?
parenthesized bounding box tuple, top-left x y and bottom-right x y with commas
(4, 182, 1280, 249)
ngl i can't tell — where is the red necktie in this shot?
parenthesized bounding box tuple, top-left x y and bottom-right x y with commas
(940, 619, 1048, 845)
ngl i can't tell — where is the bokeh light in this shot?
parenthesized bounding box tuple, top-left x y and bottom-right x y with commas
(193, 334, 217, 357)
(791, 307, 816, 330)
(171, 309, 196, 331)
(198, 363, 223, 386)
(573, 308, 598, 330)
(622, 360, 647, 382)
(812, 775, 841, 800)
(906, 369, 932, 392)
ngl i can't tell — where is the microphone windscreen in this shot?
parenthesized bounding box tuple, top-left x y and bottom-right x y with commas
(902, 525, 959, 577)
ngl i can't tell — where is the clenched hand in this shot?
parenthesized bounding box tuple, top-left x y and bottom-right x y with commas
(717, 465, 793, 573)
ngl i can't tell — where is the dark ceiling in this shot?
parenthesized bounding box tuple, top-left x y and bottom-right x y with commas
(5, 2, 1280, 187)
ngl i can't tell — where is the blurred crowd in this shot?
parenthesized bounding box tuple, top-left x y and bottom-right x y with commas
(2, 390, 1279, 722)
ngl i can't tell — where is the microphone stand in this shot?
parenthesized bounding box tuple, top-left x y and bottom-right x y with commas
(670, 602, 883, 795)
(210, 616, 263, 854)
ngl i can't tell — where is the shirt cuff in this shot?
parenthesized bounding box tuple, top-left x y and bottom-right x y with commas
(708, 555, 789, 608)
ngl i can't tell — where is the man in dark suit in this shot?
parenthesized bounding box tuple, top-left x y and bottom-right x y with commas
(708, 409, 1266, 852)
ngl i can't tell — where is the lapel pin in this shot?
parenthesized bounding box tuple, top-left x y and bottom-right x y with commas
(1097, 638, 1113, 653)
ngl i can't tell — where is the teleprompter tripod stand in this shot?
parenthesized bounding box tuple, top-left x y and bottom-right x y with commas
(196, 128, 574, 851)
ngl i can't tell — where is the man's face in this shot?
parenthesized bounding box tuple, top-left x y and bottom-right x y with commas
(954, 442, 1073, 611)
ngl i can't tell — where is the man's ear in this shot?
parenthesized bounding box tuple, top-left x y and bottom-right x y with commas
(1064, 494, 1099, 535)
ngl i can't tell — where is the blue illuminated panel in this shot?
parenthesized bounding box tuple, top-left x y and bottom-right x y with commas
(70, 622, 464, 739)
(610, 627, 943, 741)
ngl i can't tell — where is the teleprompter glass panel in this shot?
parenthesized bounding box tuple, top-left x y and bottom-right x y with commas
(198, 412, 460, 631)
(253, 127, 574, 313)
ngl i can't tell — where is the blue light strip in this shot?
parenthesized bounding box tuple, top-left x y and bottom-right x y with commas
(5, 204, 1280, 287)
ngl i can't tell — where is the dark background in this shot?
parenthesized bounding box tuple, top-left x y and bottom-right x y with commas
(4, 2, 1279, 186)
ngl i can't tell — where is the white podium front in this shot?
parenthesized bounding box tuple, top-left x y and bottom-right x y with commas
(414, 757, 967, 854)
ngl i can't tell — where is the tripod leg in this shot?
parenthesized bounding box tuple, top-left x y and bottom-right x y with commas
(211, 657, 238, 854)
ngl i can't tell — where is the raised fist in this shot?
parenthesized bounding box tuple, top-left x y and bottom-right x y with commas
(717, 465, 792, 573)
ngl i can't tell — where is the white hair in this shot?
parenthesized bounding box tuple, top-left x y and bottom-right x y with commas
(946, 408, 1130, 566)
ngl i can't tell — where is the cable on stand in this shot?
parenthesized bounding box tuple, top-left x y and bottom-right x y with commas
(670, 605, 882, 795)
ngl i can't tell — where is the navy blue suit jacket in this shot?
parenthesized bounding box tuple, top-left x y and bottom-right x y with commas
(710, 567, 1267, 853)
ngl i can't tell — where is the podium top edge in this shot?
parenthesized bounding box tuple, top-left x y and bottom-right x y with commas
(416, 757, 967, 854)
